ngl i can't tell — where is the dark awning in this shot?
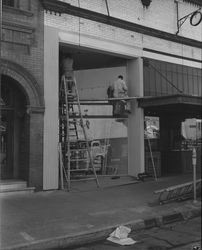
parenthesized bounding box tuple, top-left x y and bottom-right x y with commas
(138, 94, 202, 118)
(182, 0, 202, 6)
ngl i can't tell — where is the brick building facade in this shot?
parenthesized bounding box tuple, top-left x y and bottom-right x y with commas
(1, 0, 44, 189)
(1, 0, 201, 190)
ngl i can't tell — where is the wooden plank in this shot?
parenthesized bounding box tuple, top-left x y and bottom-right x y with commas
(58, 143, 64, 190)
(66, 97, 139, 105)
(70, 169, 89, 171)
(70, 178, 97, 182)
(155, 179, 201, 204)
(154, 179, 201, 193)
(69, 115, 128, 119)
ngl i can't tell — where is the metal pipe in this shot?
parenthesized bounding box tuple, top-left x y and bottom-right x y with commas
(105, 0, 110, 16)
(0, 0, 2, 90)
(176, 0, 180, 35)
(192, 147, 197, 203)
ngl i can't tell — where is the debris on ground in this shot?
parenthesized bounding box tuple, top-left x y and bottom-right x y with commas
(107, 225, 137, 246)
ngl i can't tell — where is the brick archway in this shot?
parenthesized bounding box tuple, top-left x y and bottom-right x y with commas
(1, 59, 44, 108)
(1, 59, 44, 189)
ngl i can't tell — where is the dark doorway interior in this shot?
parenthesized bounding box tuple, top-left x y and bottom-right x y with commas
(1, 75, 29, 180)
(139, 95, 202, 177)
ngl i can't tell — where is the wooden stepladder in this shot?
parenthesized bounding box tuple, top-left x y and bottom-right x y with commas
(59, 74, 100, 191)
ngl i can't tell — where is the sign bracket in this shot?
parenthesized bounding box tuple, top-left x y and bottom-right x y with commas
(175, 0, 202, 35)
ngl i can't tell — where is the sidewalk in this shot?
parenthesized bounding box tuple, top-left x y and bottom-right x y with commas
(0, 175, 201, 250)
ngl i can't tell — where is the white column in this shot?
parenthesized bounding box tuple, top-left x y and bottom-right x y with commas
(127, 58, 145, 176)
(43, 26, 59, 190)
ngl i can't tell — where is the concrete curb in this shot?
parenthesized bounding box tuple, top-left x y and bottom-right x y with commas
(2, 202, 201, 250)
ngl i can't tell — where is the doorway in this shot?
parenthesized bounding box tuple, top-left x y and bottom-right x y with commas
(58, 45, 135, 190)
(1, 75, 29, 180)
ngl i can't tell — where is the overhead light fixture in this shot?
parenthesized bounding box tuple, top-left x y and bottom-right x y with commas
(0, 97, 5, 106)
(141, 0, 152, 8)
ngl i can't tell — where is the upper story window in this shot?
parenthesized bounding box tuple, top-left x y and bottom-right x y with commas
(2, 0, 32, 12)
(3, 0, 15, 7)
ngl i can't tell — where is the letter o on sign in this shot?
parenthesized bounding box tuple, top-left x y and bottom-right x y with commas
(190, 11, 202, 26)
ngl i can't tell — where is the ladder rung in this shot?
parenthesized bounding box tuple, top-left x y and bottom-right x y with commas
(64, 80, 75, 83)
(70, 169, 89, 172)
(69, 116, 83, 119)
(60, 112, 78, 115)
(70, 145, 87, 148)
(59, 75, 100, 190)
(70, 149, 87, 152)
(70, 177, 97, 182)
(70, 140, 86, 143)
(69, 101, 79, 103)
(70, 159, 88, 162)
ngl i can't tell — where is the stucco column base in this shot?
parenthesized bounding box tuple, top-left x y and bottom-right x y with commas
(127, 58, 144, 177)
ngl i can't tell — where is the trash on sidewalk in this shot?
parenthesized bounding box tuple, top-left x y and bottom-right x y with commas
(107, 225, 137, 246)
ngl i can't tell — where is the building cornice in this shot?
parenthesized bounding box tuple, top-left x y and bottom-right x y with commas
(40, 0, 202, 49)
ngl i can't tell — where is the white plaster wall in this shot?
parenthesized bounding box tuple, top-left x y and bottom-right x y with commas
(75, 66, 126, 99)
(45, 12, 202, 69)
(127, 58, 145, 176)
(43, 26, 59, 190)
(43, 0, 201, 187)
(84, 118, 127, 140)
(75, 67, 128, 140)
(58, 0, 202, 41)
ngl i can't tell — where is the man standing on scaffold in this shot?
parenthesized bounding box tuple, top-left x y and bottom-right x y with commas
(113, 75, 131, 115)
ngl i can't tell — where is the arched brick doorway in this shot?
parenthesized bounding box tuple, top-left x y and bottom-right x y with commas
(1, 75, 28, 180)
(1, 60, 44, 189)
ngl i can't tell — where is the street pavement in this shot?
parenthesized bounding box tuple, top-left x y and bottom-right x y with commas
(67, 216, 201, 250)
(0, 174, 201, 250)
